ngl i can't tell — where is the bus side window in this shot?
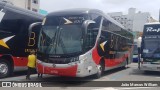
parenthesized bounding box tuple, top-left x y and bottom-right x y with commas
(0, 9, 24, 35)
(90, 13, 101, 29)
(85, 14, 102, 51)
(86, 23, 98, 49)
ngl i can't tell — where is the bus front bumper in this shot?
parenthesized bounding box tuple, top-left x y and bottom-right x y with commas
(36, 59, 94, 77)
(36, 60, 78, 77)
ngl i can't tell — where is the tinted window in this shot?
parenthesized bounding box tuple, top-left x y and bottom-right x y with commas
(90, 13, 101, 28)
(102, 18, 109, 31)
(0, 9, 25, 34)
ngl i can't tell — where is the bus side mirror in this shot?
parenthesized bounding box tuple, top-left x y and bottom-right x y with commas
(82, 20, 96, 34)
(28, 22, 42, 37)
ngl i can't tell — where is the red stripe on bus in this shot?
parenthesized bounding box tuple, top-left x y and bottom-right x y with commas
(13, 57, 28, 66)
(105, 55, 126, 67)
(105, 53, 129, 67)
(92, 46, 131, 67)
(37, 63, 78, 77)
(0, 55, 28, 67)
(92, 47, 101, 65)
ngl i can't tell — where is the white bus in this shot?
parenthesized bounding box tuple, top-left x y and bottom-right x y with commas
(30, 9, 133, 78)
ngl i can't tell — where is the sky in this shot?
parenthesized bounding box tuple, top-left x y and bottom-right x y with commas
(40, 0, 160, 20)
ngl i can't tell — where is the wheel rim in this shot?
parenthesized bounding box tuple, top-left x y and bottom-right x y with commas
(0, 63, 8, 75)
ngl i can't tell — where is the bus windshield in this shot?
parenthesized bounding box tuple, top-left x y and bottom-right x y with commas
(38, 15, 87, 55)
(142, 39, 160, 58)
(133, 44, 138, 55)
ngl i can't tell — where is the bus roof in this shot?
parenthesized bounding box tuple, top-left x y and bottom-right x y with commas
(0, 1, 44, 19)
(47, 8, 103, 16)
(47, 8, 131, 32)
(145, 22, 160, 25)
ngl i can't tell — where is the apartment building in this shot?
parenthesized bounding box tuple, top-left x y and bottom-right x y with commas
(0, 0, 40, 12)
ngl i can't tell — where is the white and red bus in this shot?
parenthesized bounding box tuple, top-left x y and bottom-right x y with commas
(0, 2, 43, 78)
(31, 9, 133, 78)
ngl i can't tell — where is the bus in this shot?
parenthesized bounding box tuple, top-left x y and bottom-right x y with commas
(140, 22, 160, 71)
(133, 39, 138, 62)
(31, 9, 133, 78)
(0, 2, 44, 78)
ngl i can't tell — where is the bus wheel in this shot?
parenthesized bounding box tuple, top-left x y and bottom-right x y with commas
(0, 59, 11, 78)
(95, 61, 104, 79)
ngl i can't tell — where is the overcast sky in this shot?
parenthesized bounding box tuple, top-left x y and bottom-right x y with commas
(40, 0, 160, 20)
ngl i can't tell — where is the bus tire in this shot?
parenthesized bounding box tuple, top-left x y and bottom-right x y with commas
(94, 60, 104, 79)
(0, 59, 12, 78)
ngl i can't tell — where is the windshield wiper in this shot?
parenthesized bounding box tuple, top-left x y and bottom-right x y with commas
(44, 27, 59, 54)
(56, 28, 67, 54)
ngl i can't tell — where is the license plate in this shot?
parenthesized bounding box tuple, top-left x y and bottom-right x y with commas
(51, 70, 58, 74)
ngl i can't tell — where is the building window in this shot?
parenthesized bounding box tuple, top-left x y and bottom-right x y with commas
(33, 0, 38, 4)
(32, 8, 38, 12)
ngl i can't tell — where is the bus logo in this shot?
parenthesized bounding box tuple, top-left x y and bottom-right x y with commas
(63, 18, 73, 24)
(146, 27, 160, 32)
(0, 35, 15, 49)
(2, 82, 12, 87)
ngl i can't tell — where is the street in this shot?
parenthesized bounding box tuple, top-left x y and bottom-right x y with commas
(1, 63, 160, 90)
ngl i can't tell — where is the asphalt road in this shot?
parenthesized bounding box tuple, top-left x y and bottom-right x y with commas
(1, 63, 160, 90)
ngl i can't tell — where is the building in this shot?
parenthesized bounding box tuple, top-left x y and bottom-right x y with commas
(108, 8, 157, 38)
(108, 12, 133, 31)
(0, 0, 40, 13)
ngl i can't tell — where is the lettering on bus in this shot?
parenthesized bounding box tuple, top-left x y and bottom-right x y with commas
(145, 36, 160, 39)
(63, 16, 85, 24)
(146, 27, 160, 32)
(25, 49, 37, 53)
(28, 32, 35, 46)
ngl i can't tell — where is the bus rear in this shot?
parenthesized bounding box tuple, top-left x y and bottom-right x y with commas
(141, 23, 160, 71)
